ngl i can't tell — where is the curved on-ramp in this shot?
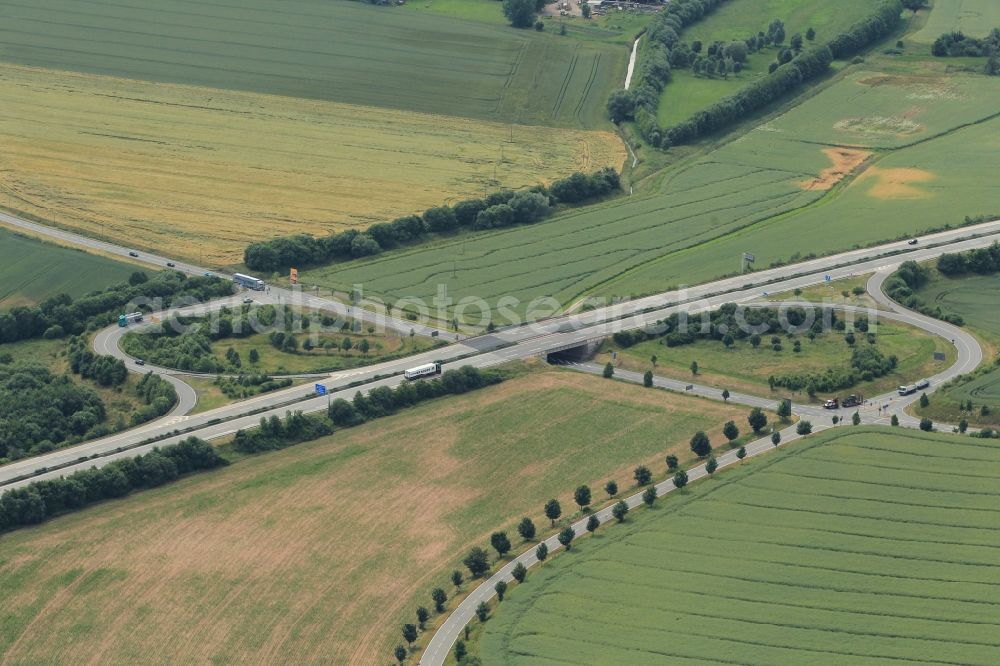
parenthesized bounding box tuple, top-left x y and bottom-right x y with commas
(418, 277, 984, 664)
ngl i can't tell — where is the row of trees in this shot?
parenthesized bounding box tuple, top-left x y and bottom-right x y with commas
(329, 366, 503, 428)
(825, 0, 904, 59)
(0, 271, 233, 345)
(938, 242, 1000, 277)
(660, 44, 834, 146)
(232, 411, 333, 454)
(607, 0, 733, 131)
(0, 437, 226, 532)
(612, 303, 844, 350)
(616, 0, 903, 148)
(244, 169, 621, 272)
(397, 397, 802, 663)
(236, 366, 502, 453)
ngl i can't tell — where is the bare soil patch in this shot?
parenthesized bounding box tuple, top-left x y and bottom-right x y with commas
(800, 147, 871, 191)
(857, 167, 936, 199)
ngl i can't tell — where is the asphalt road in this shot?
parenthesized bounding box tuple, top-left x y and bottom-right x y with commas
(2, 208, 996, 663)
(417, 418, 820, 666)
(1, 215, 998, 489)
(417, 305, 981, 663)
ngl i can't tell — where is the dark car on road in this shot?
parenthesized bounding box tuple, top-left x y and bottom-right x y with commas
(166, 262, 175, 267)
(129, 251, 139, 257)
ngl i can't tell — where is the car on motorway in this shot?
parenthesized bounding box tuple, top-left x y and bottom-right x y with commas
(135, 359, 145, 366)
(166, 262, 175, 267)
(908, 239, 919, 245)
(128, 251, 139, 257)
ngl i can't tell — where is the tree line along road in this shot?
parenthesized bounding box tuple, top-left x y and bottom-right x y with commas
(0, 210, 997, 492)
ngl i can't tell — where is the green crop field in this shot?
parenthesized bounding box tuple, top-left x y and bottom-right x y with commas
(913, 0, 1000, 43)
(656, 0, 875, 126)
(0, 0, 621, 128)
(478, 427, 1000, 664)
(909, 272, 1000, 424)
(0, 366, 764, 665)
(0, 226, 139, 308)
(304, 64, 1000, 319)
(606, 319, 954, 401)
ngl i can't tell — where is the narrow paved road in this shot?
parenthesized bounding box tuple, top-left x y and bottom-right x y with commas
(418, 294, 982, 664)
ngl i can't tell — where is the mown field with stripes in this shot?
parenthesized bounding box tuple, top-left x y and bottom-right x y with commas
(0, 0, 621, 128)
(479, 428, 1000, 665)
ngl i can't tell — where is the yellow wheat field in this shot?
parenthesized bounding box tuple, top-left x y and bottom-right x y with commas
(0, 64, 624, 265)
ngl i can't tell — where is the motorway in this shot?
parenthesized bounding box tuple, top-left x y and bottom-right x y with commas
(0, 211, 998, 491)
(417, 294, 979, 664)
(3, 208, 998, 664)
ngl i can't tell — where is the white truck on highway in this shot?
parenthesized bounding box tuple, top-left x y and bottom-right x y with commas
(404, 362, 441, 380)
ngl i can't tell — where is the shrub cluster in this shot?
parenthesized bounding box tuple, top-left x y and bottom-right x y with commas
(244, 169, 620, 273)
(0, 271, 233, 345)
(937, 242, 1000, 277)
(0, 361, 108, 461)
(931, 28, 1000, 58)
(884, 260, 966, 325)
(215, 374, 293, 400)
(68, 337, 128, 387)
(130, 373, 179, 427)
(232, 411, 333, 454)
(328, 366, 503, 428)
(0, 437, 226, 532)
(771, 346, 897, 394)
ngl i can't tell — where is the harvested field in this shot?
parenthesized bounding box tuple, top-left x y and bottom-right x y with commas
(0, 367, 759, 664)
(0, 65, 623, 265)
(800, 148, 871, 190)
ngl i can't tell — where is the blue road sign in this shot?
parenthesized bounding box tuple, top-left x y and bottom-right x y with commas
(824, 274, 832, 282)
(315, 384, 327, 396)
